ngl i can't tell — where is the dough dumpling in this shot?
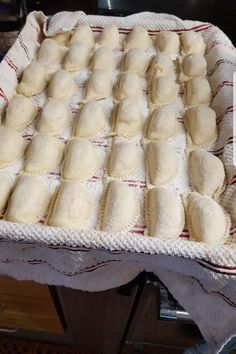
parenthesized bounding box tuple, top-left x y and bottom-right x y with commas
(97, 24, 119, 49)
(37, 38, 61, 66)
(146, 105, 179, 141)
(82, 70, 112, 102)
(184, 106, 217, 147)
(115, 72, 142, 101)
(74, 101, 106, 138)
(156, 31, 180, 54)
(123, 48, 148, 76)
(4, 94, 38, 130)
(180, 53, 207, 82)
(108, 142, 139, 178)
(112, 98, 143, 138)
(64, 42, 91, 71)
(0, 175, 12, 216)
(5, 175, 50, 224)
(17, 62, 50, 97)
(146, 141, 179, 186)
(38, 99, 70, 134)
(100, 180, 139, 232)
(0, 127, 27, 168)
(91, 47, 115, 72)
(62, 139, 101, 181)
(24, 134, 64, 175)
(180, 32, 206, 55)
(48, 69, 77, 100)
(148, 53, 175, 78)
(124, 26, 151, 51)
(189, 149, 225, 197)
(49, 32, 71, 46)
(146, 187, 184, 239)
(184, 192, 229, 244)
(149, 75, 178, 108)
(184, 77, 211, 106)
(48, 181, 91, 229)
(69, 24, 94, 47)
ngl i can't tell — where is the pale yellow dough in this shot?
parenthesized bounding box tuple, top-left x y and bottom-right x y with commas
(24, 134, 64, 175)
(184, 192, 229, 244)
(124, 26, 152, 51)
(189, 149, 225, 197)
(146, 187, 184, 239)
(49, 32, 71, 47)
(0, 127, 27, 168)
(115, 72, 142, 101)
(91, 46, 115, 72)
(17, 62, 50, 97)
(69, 24, 94, 47)
(4, 94, 38, 130)
(37, 38, 61, 66)
(180, 31, 206, 55)
(5, 175, 50, 224)
(48, 69, 77, 100)
(180, 53, 207, 82)
(74, 101, 106, 138)
(146, 141, 179, 186)
(184, 106, 217, 147)
(149, 75, 178, 108)
(148, 53, 175, 78)
(0, 175, 12, 216)
(155, 31, 180, 54)
(38, 99, 70, 134)
(146, 105, 179, 141)
(112, 98, 143, 138)
(64, 42, 91, 71)
(123, 48, 148, 76)
(47, 181, 91, 229)
(100, 180, 139, 233)
(108, 142, 139, 178)
(184, 77, 212, 106)
(62, 139, 101, 181)
(97, 24, 120, 49)
(82, 70, 113, 102)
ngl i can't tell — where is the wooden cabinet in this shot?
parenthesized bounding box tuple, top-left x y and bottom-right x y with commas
(0, 274, 202, 353)
(57, 282, 139, 354)
(0, 276, 63, 334)
(122, 281, 202, 354)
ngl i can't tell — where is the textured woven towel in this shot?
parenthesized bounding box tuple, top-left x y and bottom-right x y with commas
(0, 11, 236, 353)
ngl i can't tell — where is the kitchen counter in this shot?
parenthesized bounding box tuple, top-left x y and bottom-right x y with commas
(0, 31, 18, 57)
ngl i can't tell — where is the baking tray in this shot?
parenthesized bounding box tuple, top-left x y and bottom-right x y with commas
(0, 11, 235, 269)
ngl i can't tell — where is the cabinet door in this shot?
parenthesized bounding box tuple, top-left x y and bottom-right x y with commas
(122, 282, 202, 354)
(57, 282, 139, 354)
(0, 276, 63, 334)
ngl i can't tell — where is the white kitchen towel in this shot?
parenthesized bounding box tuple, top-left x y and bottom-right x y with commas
(0, 239, 236, 353)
